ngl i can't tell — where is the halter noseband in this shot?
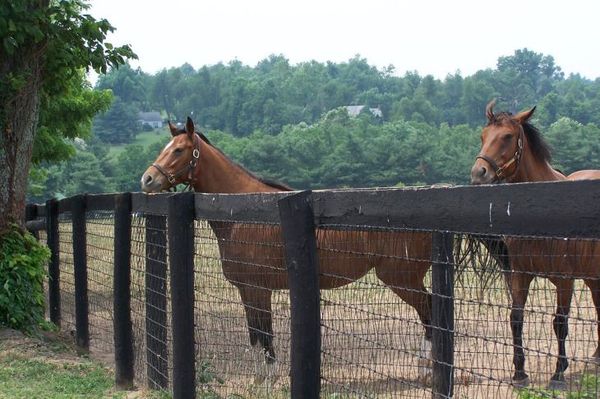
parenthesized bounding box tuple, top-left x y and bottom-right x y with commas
(151, 133, 201, 191)
(476, 126, 524, 182)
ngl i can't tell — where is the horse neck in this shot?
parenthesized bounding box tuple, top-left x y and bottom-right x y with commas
(508, 138, 565, 183)
(192, 140, 285, 194)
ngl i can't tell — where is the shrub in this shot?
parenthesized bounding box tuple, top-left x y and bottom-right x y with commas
(0, 225, 50, 331)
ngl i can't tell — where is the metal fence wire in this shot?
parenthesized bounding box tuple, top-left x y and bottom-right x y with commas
(451, 233, 600, 399)
(30, 185, 600, 399)
(317, 226, 435, 398)
(57, 211, 75, 334)
(131, 212, 172, 393)
(193, 219, 292, 398)
(85, 210, 115, 359)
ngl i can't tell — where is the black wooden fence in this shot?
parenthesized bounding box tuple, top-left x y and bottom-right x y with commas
(25, 180, 600, 399)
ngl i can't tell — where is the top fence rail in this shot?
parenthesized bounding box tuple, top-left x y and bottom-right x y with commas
(29, 179, 600, 238)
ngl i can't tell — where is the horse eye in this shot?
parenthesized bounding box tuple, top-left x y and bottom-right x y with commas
(173, 148, 183, 154)
(503, 134, 513, 141)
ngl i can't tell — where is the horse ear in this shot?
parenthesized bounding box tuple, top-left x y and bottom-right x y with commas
(185, 116, 195, 138)
(168, 120, 178, 137)
(485, 99, 496, 123)
(514, 106, 536, 124)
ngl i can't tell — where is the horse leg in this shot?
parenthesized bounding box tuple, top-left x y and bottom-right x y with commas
(375, 266, 432, 375)
(238, 286, 276, 383)
(584, 279, 600, 362)
(509, 272, 534, 386)
(549, 278, 574, 390)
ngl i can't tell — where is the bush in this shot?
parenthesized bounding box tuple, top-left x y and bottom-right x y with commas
(0, 225, 50, 331)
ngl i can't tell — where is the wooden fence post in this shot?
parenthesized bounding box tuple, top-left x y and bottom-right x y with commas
(278, 190, 321, 399)
(114, 193, 134, 389)
(72, 194, 89, 350)
(46, 198, 61, 326)
(145, 212, 169, 389)
(168, 192, 196, 399)
(431, 231, 455, 399)
(25, 203, 39, 239)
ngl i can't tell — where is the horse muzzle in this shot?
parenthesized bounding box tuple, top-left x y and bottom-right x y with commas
(470, 161, 496, 185)
(140, 171, 164, 193)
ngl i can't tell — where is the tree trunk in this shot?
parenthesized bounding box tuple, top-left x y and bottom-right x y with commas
(0, 58, 42, 231)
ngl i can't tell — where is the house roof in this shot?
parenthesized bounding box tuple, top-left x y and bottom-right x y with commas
(138, 111, 162, 122)
(345, 105, 382, 118)
(345, 105, 365, 117)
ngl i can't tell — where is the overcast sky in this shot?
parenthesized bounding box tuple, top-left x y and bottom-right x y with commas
(89, 0, 600, 80)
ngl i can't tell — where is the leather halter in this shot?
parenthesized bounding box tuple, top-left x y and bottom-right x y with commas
(476, 126, 524, 182)
(151, 133, 201, 191)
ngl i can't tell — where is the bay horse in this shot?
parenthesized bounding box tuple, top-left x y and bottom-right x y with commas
(141, 117, 434, 381)
(471, 100, 600, 389)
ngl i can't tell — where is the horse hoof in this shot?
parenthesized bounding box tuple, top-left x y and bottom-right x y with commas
(512, 376, 530, 388)
(548, 379, 567, 391)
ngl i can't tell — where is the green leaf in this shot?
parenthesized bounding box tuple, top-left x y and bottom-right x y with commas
(3, 36, 17, 54)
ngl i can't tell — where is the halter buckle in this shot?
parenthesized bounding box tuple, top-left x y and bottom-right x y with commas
(193, 149, 200, 159)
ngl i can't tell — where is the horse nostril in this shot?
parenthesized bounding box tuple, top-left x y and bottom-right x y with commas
(480, 167, 487, 177)
(144, 174, 153, 185)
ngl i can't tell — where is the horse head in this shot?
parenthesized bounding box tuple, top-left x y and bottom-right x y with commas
(140, 117, 201, 193)
(470, 99, 536, 184)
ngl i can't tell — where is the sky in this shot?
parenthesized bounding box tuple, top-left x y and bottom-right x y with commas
(89, 0, 600, 80)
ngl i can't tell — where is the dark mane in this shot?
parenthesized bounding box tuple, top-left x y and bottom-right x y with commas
(522, 121, 552, 163)
(175, 129, 294, 191)
(488, 113, 552, 164)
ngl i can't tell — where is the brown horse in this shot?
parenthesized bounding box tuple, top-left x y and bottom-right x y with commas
(141, 117, 434, 380)
(471, 100, 600, 389)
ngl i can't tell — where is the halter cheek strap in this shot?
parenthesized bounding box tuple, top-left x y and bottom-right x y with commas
(476, 128, 524, 182)
(151, 133, 201, 191)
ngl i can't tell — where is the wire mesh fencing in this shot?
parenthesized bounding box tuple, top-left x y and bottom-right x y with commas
(58, 211, 75, 334)
(317, 226, 434, 398)
(27, 183, 600, 399)
(86, 210, 116, 360)
(131, 211, 172, 393)
(193, 219, 292, 398)
(451, 233, 600, 399)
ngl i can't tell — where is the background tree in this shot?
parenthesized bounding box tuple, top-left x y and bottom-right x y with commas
(0, 0, 134, 230)
(93, 96, 140, 143)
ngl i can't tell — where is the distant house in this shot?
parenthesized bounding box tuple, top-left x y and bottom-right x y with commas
(345, 105, 383, 118)
(138, 111, 163, 128)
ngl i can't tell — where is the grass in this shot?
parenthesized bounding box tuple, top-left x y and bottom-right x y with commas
(107, 129, 167, 159)
(517, 373, 600, 398)
(0, 329, 172, 399)
(0, 352, 123, 398)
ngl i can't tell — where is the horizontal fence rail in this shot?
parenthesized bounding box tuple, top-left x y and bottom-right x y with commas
(26, 180, 600, 399)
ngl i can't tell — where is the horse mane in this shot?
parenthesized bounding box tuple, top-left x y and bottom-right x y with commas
(488, 112, 552, 164)
(174, 128, 294, 191)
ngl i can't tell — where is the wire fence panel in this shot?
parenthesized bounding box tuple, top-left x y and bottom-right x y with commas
(451, 233, 600, 399)
(85, 210, 116, 363)
(193, 219, 292, 398)
(130, 212, 172, 393)
(58, 212, 75, 333)
(29, 186, 600, 398)
(316, 226, 434, 398)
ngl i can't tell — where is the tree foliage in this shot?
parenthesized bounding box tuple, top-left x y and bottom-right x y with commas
(93, 49, 600, 140)
(29, 48, 600, 200)
(0, 0, 134, 229)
